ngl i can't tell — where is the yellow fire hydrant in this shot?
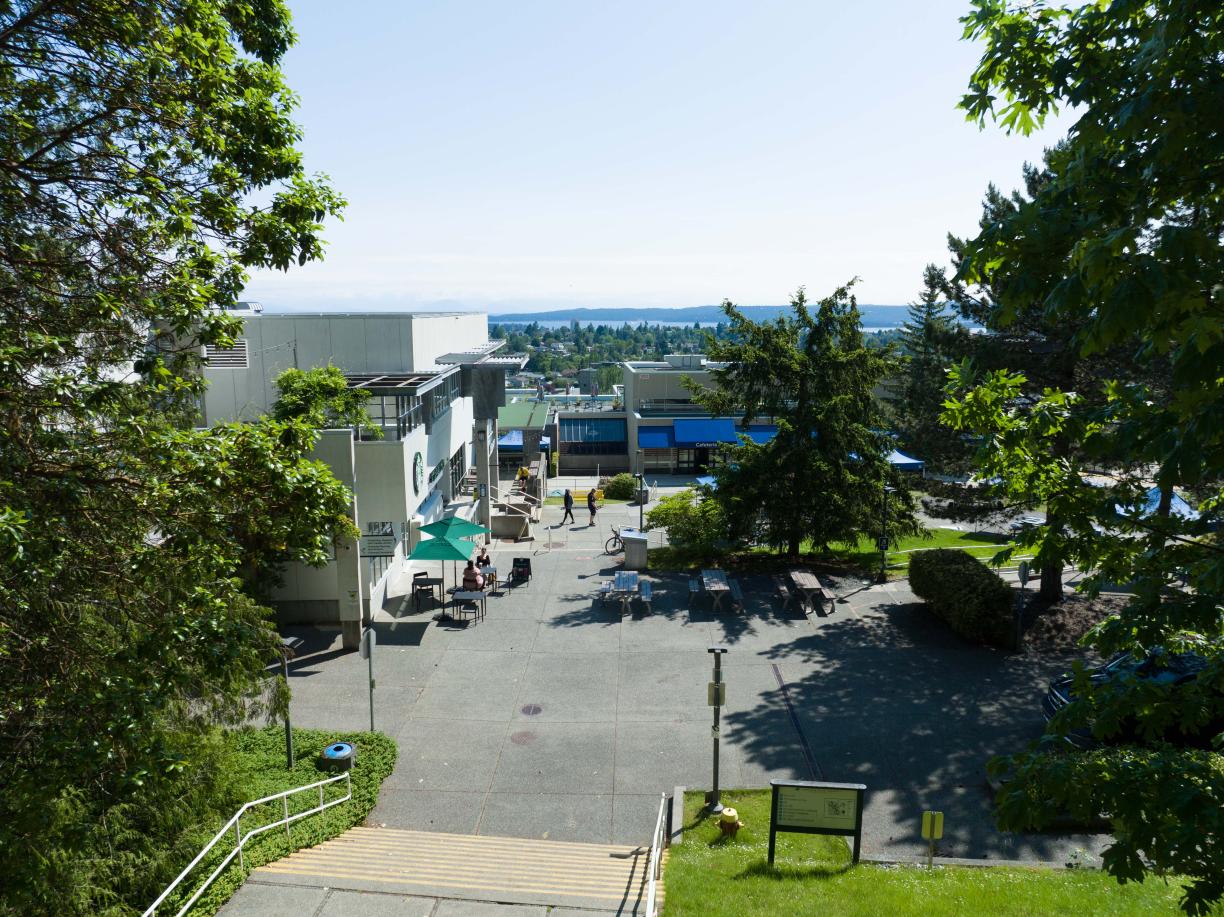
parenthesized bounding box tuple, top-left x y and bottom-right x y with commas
(718, 807, 743, 838)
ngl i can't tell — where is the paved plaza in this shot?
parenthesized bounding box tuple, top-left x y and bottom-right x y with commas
(281, 496, 1107, 863)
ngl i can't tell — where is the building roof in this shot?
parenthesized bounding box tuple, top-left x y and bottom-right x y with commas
(498, 398, 553, 431)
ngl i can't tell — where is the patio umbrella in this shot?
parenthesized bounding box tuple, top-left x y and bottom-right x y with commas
(419, 516, 490, 540)
(407, 535, 475, 602)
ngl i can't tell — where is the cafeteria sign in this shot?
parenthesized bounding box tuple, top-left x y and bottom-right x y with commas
(768, 779, 866, 865)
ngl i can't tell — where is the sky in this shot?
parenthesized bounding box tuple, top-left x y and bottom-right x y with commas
(242, 0, 1069, 313)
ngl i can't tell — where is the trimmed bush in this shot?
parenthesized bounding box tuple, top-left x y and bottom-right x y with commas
(603, 472, 640, 500)
(910, 549, 1014, 647)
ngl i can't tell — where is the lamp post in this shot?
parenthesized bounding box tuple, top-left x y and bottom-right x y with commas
(279, 636, 304, 769)
(879, 485, 896, 584)
(635, 471, 645, 530)
(707, 645, 729, 814)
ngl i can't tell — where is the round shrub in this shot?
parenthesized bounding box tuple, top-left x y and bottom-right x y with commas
(910, 548, 1014, 647)
(603, 472, 640, 500)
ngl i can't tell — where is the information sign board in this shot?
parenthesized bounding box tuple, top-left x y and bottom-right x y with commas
(769, 779, 866, 865)
(360, 535, 397, 557)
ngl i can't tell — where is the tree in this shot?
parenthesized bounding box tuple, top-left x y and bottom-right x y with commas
(893, 264, 967, 472)
(0, 2, 349, 911)
(693, 284, 919, 557)
(947, 1, 1224, 910)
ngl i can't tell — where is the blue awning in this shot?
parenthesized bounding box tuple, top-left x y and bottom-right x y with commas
(497, 430, 523, 449)
(674, 418, 738, 447)
(739, 424, 778, 444)
(638, 426, 675, 449)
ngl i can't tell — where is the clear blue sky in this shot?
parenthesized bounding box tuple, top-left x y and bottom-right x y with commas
(243, 0, 1066, 313)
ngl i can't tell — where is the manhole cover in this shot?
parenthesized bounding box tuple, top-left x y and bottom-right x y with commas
(520, 703, 543, 716)
(510, 730, 536, 745)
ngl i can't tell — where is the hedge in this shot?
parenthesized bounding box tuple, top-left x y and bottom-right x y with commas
(909, 548, 1014, 647)
(603, 472, 640, 500)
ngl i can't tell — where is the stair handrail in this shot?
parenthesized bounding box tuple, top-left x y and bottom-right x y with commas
(645, 791, 668, 917)
(143, 770, 352, 917)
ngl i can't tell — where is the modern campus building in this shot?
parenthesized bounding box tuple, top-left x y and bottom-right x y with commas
(198, 307, 520, 647)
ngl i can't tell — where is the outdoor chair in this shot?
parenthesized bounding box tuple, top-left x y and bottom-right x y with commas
(511, 556, 532, 585)
(412, 571, 433, 611)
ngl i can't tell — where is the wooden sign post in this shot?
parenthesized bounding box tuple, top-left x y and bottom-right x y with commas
(768, 779, 866, 865)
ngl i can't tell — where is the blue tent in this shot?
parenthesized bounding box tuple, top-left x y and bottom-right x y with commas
(696, 475, 717, 490)
(886, 449, 924, 471)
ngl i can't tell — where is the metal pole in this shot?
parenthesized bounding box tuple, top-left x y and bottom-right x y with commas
(367, 631, 375, 732)
(282, 655, 295, 770)
(711, 652, 724, 814)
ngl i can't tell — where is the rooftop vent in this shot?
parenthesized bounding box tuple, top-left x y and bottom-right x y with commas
(204, 339, 249, 368)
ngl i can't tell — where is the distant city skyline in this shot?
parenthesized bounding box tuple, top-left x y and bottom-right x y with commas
(243, 1, 1068, 312)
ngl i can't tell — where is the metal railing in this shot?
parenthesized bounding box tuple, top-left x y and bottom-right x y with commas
(645, 792, 668, 917)
(143, 771, 352, 917)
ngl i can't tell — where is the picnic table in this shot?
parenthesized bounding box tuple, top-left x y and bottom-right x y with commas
(600, 570, 640, 615)
(701, 569, 731, 613)
(789, 570, 834, 614)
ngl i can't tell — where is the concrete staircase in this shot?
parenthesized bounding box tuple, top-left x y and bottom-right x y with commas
(249, 826, 661, 913)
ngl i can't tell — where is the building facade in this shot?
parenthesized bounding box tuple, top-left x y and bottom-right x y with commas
(198, 310, 509, 647)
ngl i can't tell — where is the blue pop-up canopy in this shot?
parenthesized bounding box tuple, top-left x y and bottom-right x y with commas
(886, 449, 924, 471)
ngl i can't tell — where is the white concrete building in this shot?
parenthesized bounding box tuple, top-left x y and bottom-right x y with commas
(199, 310, 515, 647)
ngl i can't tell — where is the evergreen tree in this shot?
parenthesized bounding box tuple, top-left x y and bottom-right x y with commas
(894, 264, 965, 471)
(694, 284, 919, 557)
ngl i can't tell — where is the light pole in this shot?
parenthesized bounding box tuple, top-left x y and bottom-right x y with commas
(707, 645, 728, 814)
(879, 485, 896, 583)
(635, 471, 645, 530)
(279, 636, 304, 769)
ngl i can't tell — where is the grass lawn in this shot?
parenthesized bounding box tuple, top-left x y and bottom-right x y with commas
(664, 790, 1201, 916)
(649, 528, 1031, 577)
(166, 726, 396, 916)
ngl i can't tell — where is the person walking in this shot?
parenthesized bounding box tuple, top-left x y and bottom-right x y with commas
(587, 487, 598, 526)
(560, 488, 575, 525)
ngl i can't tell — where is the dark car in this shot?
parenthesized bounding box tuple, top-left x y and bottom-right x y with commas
(1041, 649, 1217, 748)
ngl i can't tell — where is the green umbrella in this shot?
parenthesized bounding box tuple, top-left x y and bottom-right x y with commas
(408, 535, 475, 611)
(419, 517, 490, 540)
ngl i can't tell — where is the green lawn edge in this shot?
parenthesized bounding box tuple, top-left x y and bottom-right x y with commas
(162, 726, 396, 917)
(663, 790, 1201, 916)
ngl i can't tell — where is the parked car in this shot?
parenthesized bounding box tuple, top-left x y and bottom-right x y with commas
(1041, 649, 1220, 748)
(1008, 513, 1045, 534)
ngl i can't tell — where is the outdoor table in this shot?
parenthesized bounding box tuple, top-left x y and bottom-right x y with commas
(480, 565, 498, 592)
(601, 571, 639, 615)
(701, 569, 731, 613)
(451, 589, 487, 622)
(789, 570, 829, 613)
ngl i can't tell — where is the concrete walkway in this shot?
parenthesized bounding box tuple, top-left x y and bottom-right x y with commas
(275, 498, 1106, 868)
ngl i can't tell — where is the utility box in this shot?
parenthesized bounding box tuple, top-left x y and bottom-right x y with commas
(621, 528, 648, 571)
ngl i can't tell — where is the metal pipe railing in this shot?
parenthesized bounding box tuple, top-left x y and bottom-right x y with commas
(143, 771, 352, 917)
(645, 792, 668, 917)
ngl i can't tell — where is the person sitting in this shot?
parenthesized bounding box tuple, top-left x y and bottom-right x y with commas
(476, 545, 492, 567)
(462, 560, 485, 592)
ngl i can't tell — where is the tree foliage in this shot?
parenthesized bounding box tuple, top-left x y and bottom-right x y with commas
(949, 1, 1224, 910)
(0, 1, 349, 912)
(693, 284, 919, 556)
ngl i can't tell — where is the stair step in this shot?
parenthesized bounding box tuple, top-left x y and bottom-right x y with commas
(251, 826, 663, 913)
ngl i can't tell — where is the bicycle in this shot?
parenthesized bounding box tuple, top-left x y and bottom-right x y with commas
(605, 525, 623, 555)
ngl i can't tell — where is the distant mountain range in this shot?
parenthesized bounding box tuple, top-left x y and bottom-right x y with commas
(488, 304, 911, 326)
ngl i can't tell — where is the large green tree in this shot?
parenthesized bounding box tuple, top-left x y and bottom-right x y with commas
(893, 263, 968, 472)
(946, 1, 1224, 910)
(0, 2, 349, 912)
(693, 284, 918, 557)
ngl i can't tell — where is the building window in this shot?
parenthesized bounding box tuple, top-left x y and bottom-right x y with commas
(448, 445, 467, 496)
(558, 417, 627, 455)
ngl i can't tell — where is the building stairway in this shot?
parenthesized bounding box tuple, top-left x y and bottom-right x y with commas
(249, 825, 661, 913)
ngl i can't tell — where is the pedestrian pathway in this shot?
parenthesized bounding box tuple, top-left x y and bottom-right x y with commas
(236, 826, 657, 914)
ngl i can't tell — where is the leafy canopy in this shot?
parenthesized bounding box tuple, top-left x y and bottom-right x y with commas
(948, 1, 1224, 911)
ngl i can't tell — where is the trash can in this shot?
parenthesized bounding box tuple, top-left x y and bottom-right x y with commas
(621, 527, 648, 571)
(319, 741, 356, 772)
(636, 486, 650, 506)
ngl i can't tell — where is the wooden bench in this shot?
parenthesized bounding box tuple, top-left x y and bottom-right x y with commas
(638, 580, 653, 613)
(817, 585, 835, 614)
(772, 574, 796, 612)
(688, 577, 702, 605)
(728, 579, 744, 612)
